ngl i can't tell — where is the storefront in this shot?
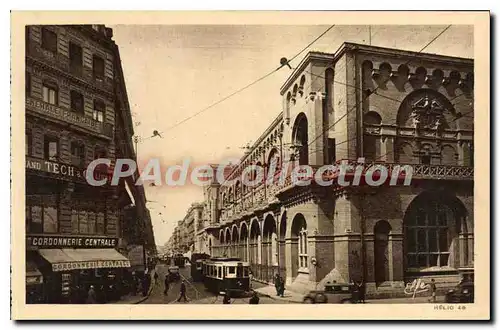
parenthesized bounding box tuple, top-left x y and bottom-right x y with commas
(27, 234, 131, 303)
(26, 259, 44, 304)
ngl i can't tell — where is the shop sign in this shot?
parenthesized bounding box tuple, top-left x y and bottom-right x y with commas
(26, 97, 103, 134)
(27, 235, 119, 248)
(52, 260, 131, 272)
(26, 157, 110, 183)
(26, 275, 43, 285)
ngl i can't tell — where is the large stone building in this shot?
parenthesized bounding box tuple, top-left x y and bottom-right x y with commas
(195, 43, 474, 297)
(168, 203, 205, 255)
(25, 25, 155, 303)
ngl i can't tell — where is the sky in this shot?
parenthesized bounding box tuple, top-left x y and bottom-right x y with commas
(110, 24, 473, 246)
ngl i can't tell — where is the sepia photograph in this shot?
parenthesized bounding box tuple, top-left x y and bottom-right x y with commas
(10, 11, 490, 320)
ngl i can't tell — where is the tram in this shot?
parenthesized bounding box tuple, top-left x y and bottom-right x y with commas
(201, 258, 251, 296)
(173, 253, 186, 268)
(190, 253, 210, 282)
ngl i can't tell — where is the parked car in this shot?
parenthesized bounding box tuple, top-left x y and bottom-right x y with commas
(168, 266, 181, 282)
(303, 282, 354, 304)
(445, 281, 474, 303)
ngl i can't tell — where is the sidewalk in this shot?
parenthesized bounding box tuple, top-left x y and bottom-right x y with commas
(113, 269, 156, 304)
(253, 284, 303, 303)
(252, 283, 445, 304)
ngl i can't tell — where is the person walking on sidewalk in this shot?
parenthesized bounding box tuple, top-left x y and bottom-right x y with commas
(357, 281, 366, 303)
(428, 279, 437, 303)
(278, 275, 285, 297)
(154, 272, 159, 285)
(177, 280, 188, 302)
(274, 274, 281, 296)
(164, 275, 170, 296)
(142, 274, 151, 297)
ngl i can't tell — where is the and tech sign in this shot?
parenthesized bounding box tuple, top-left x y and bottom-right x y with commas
(26, 157, 110, 183)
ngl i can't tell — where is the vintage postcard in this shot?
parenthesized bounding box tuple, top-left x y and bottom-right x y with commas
(11, 11, 490, 320)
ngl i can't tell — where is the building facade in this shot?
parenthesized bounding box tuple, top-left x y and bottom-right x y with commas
(196, 43, 474, 297)
(167, 203, 205, 255)
(25, 25, 154, 303)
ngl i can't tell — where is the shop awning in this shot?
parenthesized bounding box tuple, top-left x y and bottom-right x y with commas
(39, 248, 131, 272)
(26, 260, 43, 285)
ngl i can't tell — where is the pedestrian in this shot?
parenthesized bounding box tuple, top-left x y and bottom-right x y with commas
(177, 280, 188, 302)
(249, 291, 260, 304)
(274, 273, 281, 296)
(86, 285, 97, 304)
(142, 274, 150, 297)
(278, 275, 285, 297)
(358, 281, 366, 303)
(154, 272, 159, 285)
(352, 281, 360, 303)
(428, 279, 437, 303)
(164, 275, 170, 296)
(222, 292, 231, 304)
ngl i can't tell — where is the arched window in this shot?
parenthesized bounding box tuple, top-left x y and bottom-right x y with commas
(234, 181, 241, 201)
(267, 148, 280, 178)
(441, 145, 457, 165)
(292, 214, 308, 273)
(285, 92, 292, 121)
(292, 113, 308, 165)
(404, 193, 466, 273)
(364, 111, 382, 125)
(299, 75, 306, 96)
(299, 228, 308, 269)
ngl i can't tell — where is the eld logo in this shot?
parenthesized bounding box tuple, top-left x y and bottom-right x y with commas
(404, 278, 429, 298)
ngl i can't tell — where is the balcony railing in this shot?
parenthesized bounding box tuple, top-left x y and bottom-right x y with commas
(216, 161, 473, 225)
(26, 97, 113, 139)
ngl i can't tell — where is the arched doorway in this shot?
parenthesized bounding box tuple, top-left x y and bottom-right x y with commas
(374, 220, 392, 285)
(291, 113, 309, 165)
(232, 225, 239, 258)
(249, 220, 261, 280)
(291, 213, 308, 279)
(278, 212, 287, 277)
(218, 230, 225, 258)
(240, 222, 249, 262)
(263, 214, 278, 283)
(225, 228, 232, 257)
(403, 191, 468, 280)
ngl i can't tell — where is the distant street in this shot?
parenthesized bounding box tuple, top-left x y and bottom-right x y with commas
(141, 263, 294, 304)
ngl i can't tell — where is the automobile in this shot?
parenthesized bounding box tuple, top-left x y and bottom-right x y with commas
(168, 266, 181, 282)
(303, 282, 354, 304)
(445, 281, 474, 303)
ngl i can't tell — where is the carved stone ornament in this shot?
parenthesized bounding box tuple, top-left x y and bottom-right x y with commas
(410, 95, 445, 129)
